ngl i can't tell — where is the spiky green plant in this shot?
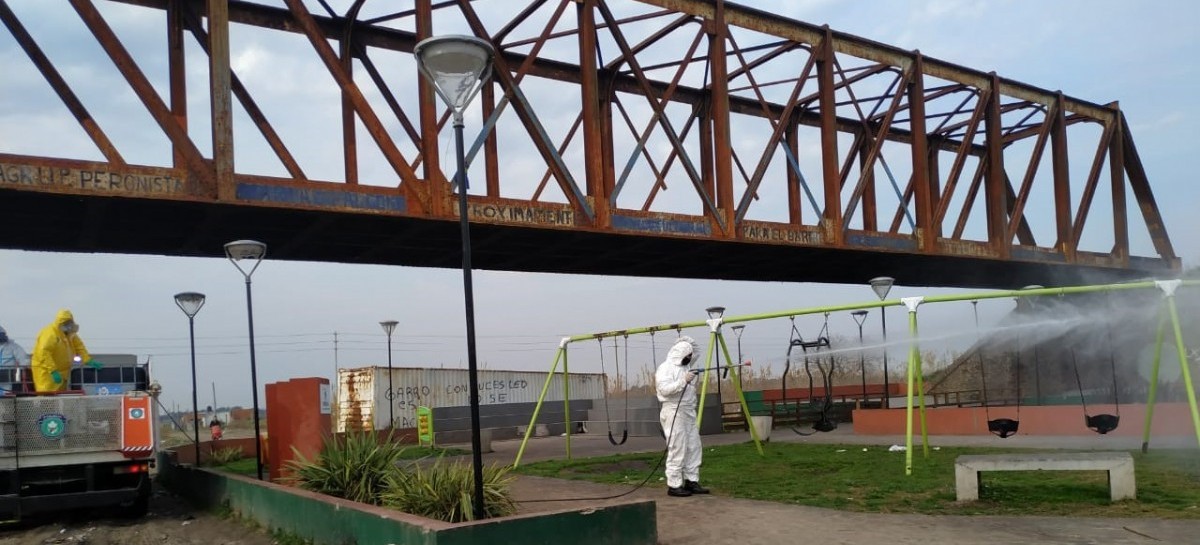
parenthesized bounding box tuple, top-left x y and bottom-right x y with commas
(285, 432, 408, 505)
(381, 458, 517, 522)
(207, 446, 245, 466)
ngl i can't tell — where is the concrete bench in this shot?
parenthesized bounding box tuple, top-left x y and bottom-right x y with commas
(954, 452, 1135, 502)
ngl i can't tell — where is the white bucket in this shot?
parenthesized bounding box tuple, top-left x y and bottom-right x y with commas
(750, 416, 773, 442)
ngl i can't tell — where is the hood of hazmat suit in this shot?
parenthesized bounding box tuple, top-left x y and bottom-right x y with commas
(655, 337, 699, 406)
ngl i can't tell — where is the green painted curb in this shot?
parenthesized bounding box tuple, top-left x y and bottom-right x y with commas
(158, 454, 656, 545)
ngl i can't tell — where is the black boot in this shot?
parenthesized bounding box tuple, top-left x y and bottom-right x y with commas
(684, 480, 710, 494)
(667, 486, 692, 497)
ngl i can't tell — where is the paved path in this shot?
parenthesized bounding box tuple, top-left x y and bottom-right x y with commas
(460, 426, 1200, 544)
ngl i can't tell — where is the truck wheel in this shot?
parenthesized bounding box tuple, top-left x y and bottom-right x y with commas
(118, 481, 151, 519)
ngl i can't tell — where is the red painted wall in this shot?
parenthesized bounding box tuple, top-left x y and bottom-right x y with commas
(266, 377, 332, 481)
(852, 402, 1197, 437)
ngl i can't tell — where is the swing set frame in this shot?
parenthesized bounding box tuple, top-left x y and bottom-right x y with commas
(513, 279, 1200, 475)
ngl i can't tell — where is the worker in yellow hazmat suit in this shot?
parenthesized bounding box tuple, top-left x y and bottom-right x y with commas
(32, 310, 100, 392)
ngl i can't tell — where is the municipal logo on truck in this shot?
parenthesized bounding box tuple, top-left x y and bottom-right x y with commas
(37, 413, 67, 439)
(128, 408, 145, 420)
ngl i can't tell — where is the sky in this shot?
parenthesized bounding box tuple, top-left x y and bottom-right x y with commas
(1, 0, 1198, 411)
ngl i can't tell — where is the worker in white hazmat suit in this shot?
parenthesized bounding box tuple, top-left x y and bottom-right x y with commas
(655, 336, 710, 497)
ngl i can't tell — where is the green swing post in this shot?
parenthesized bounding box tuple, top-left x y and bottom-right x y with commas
(563, 345, 572, 461)
(514, 344, 566, 467)
(1141, 308, 1168, 453)
(695, 333, 717, 430)
(901, 297, 928, 475)
(1165, 293, 1200, 450)
(717, 332, 763, 454)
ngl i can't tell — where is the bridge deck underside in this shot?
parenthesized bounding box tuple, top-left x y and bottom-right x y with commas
(0, 190, 1149, 289)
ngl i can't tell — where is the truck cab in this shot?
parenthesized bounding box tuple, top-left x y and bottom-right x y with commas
(0, 355, 158, 522)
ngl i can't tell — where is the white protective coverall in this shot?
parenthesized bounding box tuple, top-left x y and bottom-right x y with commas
(0, 325, 30, 367)
(655, 336, 702, 489)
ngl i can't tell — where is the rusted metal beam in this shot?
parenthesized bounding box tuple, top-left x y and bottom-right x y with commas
(1109, 105, 1128, 262)
(69, 0, 212, 192)
(1005, 102, 1055, 241)
(207, 0, 234, 197)
(579, 0, 608, 226)
(786, 117, 801, 225)
(0, 0, 125, 166)
(909, 53, 934, 252)
(817, 27, 840, 243)
(709, 4, 734, 235)
(1070, 121, 1116, 249)
(1051, 93, 1072, 254)
(1119, 111, 1177, 261)
(983, 73, 1007, 257)
(178, 5, 305, 180)
(416, 0, 445, 213)
(279, 0, 426, 210)
(167, 0, 185, 169)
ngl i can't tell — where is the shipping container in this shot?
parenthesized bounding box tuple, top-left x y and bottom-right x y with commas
(336, 366, 606, 432)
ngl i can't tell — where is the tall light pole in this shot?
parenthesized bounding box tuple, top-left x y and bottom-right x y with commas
(869, 276, 894, 408)
(225, 239, 267, 480)
(380, 320, 399, 429)
(415, 35, 494, 521)
(174, 291, 206, 466)
(851, 309, 869, 403)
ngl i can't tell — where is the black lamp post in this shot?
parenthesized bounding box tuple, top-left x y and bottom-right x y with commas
(380, 320, 398, 429)
(174, 291, 205, 466)
(869, 276, 894, 408)
(851, 309, 868, 403)
(225, 239, 267, 480)
(414, 34, 494, 521)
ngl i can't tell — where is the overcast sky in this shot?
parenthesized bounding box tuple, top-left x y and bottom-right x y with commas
(1, 1, 1197, 410)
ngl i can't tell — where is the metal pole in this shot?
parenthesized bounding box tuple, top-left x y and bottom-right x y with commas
(881, 309, 889, 408)
(454, 115, 486, 520)
(387, 332, 394, 429)
(858, 321, 866, 402)
(188, 315, 200, 466)
(244, 278, 263, 480)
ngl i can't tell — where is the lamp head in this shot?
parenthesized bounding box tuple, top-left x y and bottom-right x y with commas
(414, 35, 494, 115)
(380, 320, 399, 336)
(868, 276, 895, 300)
(174, 291, 207, 318)
(225, 239, 267, 278)
(731, 324, 745, 337)
(851, 309, 869, 326)
(705, 306, 726, 319)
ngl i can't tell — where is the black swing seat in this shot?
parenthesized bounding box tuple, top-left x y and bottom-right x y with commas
(608, 429, 629, 445)
(987, 418, 1019, 438)
(1085, 414, 1120, 435)
(812, 416, 837, 433)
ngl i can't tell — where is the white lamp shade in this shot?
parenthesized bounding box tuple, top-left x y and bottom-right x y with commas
(869, 276, 894, 300)
(380, 320, 399, 336)
(706, 306, 725, 319)
(415, 36, 494, 111)
(174, 292, 206, 317)
(225, 240, 267, 261)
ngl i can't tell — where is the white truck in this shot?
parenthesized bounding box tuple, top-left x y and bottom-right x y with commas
(0, 355, 158, 522)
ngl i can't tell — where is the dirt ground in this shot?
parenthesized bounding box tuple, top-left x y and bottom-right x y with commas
(0, 486, 278, 545)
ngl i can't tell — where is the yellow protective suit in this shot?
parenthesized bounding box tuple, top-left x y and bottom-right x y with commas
(32, 310, 91, 392)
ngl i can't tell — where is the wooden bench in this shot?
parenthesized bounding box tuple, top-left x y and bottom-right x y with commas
(954, 452, 1136, 502)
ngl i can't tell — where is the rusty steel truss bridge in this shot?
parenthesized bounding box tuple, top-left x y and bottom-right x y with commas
(0, 0, 1180, 288)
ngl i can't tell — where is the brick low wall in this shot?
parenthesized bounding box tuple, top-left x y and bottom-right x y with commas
(852, 402, 1198, 437)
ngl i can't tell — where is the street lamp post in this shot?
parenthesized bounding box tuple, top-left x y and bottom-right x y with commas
(869, 277, 894, 408)
(380, 320, 399, 429)
(225, 239, 267, 480)
(851, 309, 869, 403)
(415, 35, 494, 521)
(174, 291, 206, 466)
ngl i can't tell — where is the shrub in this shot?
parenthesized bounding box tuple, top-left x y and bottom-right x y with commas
(208, 446, 245, 466)
(381, 458, 517, 522)
(285, 432, 408, 505)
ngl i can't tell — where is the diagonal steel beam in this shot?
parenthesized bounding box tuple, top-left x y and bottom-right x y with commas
(0, 0, 125, 166)
(68, 0, 212, 190)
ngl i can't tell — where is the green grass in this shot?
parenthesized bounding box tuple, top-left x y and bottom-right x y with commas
(217, 457, 259, 476)
(515, 442, 1200, 518)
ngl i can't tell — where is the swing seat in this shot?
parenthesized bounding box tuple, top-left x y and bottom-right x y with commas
(987, 418, 1019, 438)
(1085, 414, 1120, 435)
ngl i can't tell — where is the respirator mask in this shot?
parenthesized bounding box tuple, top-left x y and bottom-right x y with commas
(60, 322, 78, 335)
